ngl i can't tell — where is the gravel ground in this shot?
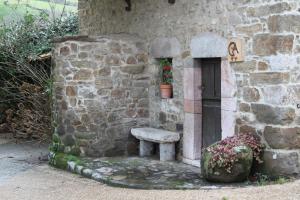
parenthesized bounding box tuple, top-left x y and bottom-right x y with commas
(0, 137, 299, 200)
(0, 164, 299, 200)
(0, 136, 48, 184)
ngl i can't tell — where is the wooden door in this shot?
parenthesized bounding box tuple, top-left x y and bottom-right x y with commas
(201, 58, 221, 148)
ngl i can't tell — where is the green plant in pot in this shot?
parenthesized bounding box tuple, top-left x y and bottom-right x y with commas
(159, 58, 173, 99)
(201, 134, 264, 183)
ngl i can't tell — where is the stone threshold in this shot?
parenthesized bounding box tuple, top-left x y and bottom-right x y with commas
(182, 158, 201, 168)
(61, 156, 251, 190)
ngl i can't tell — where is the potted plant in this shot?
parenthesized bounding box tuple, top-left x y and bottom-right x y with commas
(201, 134, 264, 183)
(159, 59, 173, 99)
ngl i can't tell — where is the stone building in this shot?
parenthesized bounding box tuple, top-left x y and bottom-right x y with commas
(53, 0, 300, 176)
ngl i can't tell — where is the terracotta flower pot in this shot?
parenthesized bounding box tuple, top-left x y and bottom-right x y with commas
(160, 84, 173, 99)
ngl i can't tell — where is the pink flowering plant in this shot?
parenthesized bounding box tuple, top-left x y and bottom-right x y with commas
(206, 134, 264, 173)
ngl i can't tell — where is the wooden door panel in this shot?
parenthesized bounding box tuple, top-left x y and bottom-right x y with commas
(201, 58, 221, 149)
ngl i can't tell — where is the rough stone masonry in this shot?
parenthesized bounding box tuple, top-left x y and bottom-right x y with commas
(52, 0, 300, 176)
(53, 35, 150, 157)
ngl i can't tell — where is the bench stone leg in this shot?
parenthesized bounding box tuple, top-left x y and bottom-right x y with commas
(140, 140, 153, 157)
(159, 143, 175, 161)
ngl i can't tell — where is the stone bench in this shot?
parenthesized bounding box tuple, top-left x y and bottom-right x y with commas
(131, 128, 180, 161)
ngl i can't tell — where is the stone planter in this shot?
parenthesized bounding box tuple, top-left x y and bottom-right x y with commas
(160, 84, 173, 99)
(201, 145, 253, 183)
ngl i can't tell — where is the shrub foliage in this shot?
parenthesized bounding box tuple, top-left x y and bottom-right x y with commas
(0, 11, 78, 140)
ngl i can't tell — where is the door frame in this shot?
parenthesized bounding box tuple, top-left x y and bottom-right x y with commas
(182, 33, 237, 167)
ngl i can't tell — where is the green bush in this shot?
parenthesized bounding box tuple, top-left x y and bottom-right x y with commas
(0, 11, 78, 140)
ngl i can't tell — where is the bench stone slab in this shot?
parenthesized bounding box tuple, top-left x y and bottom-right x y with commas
(131, 128, 180, 143)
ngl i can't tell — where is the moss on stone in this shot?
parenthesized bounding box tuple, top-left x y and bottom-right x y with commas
(69, 146, 81, 156)
(49, 142, 65, 153)
(49, 152, 83, 170)
(52, 134, 61, 143)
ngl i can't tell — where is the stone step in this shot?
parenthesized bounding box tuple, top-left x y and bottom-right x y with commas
(131, 128, 180, 143)
(262, 149, 300, 176)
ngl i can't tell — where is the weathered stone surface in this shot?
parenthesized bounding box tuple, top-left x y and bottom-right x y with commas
(239, 102, 250, 112)
(261, 85, 288, 105)
(190, 33, 227, 58)
(60, 156, 225, 189)
(251, 104, 295, 125)
(73, 69, 93, 80)
(109, 42, 121, 53)
(126, 56, 137, 64)
(232, 61, 256, 73)
(243, 87, 260, 102)
(257, 61, 268, 71)
(94, 67, 111, 77)
(247, 2, 291, 17)
(264, 126, 300, 149)
(53, 36, 150, 157)
(268, 55, 297, 71)
(235, 24, 263, 36)
(71, 61, 95, 68)
(239, 125, 257, 135)
(120, 64, 145, 74)
(131, 128, 180, 143)
(78, 52, 89, 59)
(268, 15, 300, 33)
(105, 55, 120, 65)
(202, 145, 253, 183)
(253, 34, 294, 56)
(160, 143, 175, 161)
(262, 149, 300, 176)
(70, 43, 78, 52)
(250, 72, 289, 85)
(60, 46, 70, 56)
(66, 86, 77, 96)
(95, 79, 113, 89)
(150, 37, 181, 58)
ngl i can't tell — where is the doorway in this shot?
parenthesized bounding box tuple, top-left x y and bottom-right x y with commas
(201, 58, 221, 148)
(183, 33, 237, 167)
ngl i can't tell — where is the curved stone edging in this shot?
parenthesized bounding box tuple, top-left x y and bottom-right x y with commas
(61, 157, 251, 190)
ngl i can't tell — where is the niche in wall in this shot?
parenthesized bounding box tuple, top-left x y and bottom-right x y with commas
(158, 58, 173, 99)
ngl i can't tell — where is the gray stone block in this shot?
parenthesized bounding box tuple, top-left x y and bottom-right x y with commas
(262, 149, 300, 176)
(190, 33, 227, 58)
(150, 37, 181, 58)
(131, 128, 180, 143)
(160, 143, 175, 161)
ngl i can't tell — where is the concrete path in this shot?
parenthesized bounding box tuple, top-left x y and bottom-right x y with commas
(0, 135, 48, 184)
(0, 136, 300, 200)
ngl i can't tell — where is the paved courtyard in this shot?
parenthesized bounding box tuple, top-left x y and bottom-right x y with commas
(0, 137, 300, 200)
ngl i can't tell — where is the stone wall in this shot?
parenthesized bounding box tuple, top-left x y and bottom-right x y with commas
(71, 0, 300, 175)
(52, 35, 149, 157)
